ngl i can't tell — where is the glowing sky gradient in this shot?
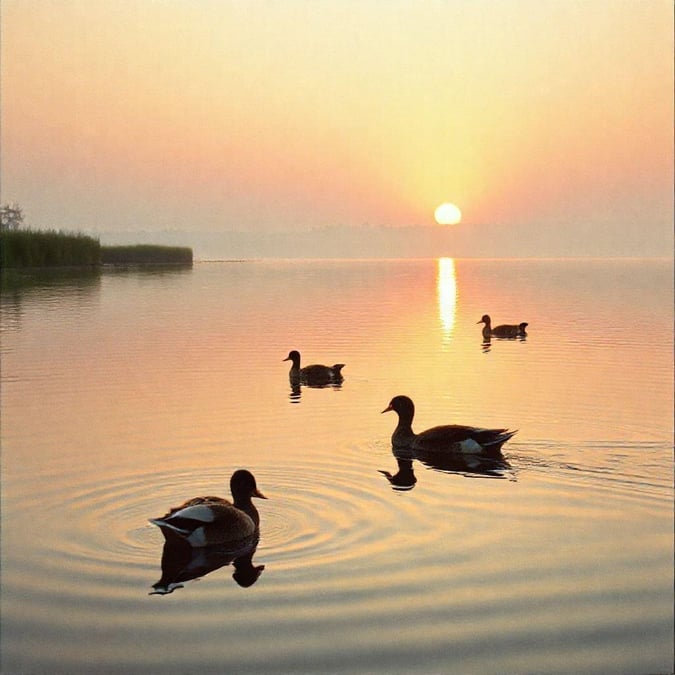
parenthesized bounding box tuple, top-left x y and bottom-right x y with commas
(1, 1, 672, 256)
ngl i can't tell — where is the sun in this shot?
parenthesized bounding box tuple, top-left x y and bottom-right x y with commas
(434, 203, 462, 225)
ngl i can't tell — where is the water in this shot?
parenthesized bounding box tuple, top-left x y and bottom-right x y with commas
(1, 258, 672, 674)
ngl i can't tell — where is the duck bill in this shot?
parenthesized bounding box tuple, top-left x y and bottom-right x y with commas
(282, 357, 290, 362)
(381, 404, 393, 414)
(253, 488, 268, 499)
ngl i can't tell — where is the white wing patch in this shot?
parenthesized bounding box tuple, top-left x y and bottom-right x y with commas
(186, 527, 207, 547)
(171, 504, 217, 523)
(458, 438, 483, 454)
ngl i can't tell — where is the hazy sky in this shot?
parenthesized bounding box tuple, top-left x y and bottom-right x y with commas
(1, 1, 673, 255)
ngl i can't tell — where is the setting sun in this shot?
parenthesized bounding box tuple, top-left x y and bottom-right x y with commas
(434, 203, 462, 225)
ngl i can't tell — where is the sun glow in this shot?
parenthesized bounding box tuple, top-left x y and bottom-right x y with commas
(434, 203, 462, 225)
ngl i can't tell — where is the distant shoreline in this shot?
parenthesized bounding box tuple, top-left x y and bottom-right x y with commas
(99, 224, 673, 260)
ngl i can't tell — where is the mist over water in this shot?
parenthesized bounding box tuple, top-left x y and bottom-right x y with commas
(98, 224, 675, 260)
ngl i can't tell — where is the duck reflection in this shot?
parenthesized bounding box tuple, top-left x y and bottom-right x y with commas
(288, 378, 343, 402)
(414, 447, 512, 478)
(150, 534, 264, 595)
(481, 332, 527, 353)
(378, 457, 417, 491)
(380, 446, 513, 490)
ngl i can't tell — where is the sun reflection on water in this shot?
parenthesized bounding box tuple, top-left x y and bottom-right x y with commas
(437, 257, 457, 337)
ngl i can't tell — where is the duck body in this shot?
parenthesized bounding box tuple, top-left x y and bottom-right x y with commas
(382, 395, 517, 456)
(150, 469, 266, 548)
(284, 350, 345, 385)
(492, 321, 528, 338)
(478, 315, 528, 339)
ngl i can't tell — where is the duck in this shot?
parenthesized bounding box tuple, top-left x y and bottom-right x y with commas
(477, 314, 528, 339)
(283, 350, 345, 385)
(382, 395, 517, 455)
(149, 469, 266, 548)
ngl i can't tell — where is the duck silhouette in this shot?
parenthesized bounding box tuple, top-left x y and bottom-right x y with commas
(478, 315, 528, 339)
(283, 350, 345, 386)
(149, 469, 266, 548)
(382, 395, 516, 456)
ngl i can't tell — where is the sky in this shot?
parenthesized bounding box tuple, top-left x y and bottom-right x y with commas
(1, 0, 673, 257)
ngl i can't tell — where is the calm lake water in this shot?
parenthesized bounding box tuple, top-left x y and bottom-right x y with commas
(1, 258, 673, 675)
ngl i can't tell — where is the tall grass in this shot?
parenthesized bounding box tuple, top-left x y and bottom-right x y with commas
(1, 230, 193, 267)
(101, 245, 193, 265)
(1, 228, 100, 268)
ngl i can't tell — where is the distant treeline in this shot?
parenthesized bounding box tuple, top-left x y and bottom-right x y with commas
(1, 229, 192, 268)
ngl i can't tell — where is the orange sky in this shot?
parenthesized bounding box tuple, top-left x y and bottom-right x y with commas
(1, 1, 672, 255)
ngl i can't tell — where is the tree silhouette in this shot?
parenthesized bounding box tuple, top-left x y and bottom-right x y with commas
(0, 203, 25, 231)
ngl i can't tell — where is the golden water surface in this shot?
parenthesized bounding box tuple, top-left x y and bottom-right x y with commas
(1, 258, 673, 674)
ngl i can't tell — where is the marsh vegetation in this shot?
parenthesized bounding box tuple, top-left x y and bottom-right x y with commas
(1, 228, 100, 267)
(1, 229, 192, 268)
(101, 244, 192, 265)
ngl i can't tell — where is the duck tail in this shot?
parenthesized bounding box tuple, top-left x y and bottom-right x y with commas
(499, 429, 518, 443)
(332, 364, 345, 375)
(148, 517, 190, 537)
(484, 429, 518, 450)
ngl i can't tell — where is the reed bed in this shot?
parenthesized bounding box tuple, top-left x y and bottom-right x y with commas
(1, 230, 193, 267)
(101, 245, 193, 265)
(1, 229, 100, 267)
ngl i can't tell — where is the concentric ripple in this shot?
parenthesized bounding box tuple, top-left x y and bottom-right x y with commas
(4, 455, 672, 675)
(3, 445, 445, 597)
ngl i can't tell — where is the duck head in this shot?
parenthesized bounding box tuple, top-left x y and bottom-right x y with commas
(381, 395, 415, 420)
(382, 396, 417, 448)
(230, 469, 267, 503)
(477, 314, 491, 326)
(283, 350, 301, 367)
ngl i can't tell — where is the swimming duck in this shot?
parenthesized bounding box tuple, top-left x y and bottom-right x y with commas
(382, 395, 517, 455)
(478, 315, 528, 339)
(149, 469, 266, 548)
(283, 350, 345, 385)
